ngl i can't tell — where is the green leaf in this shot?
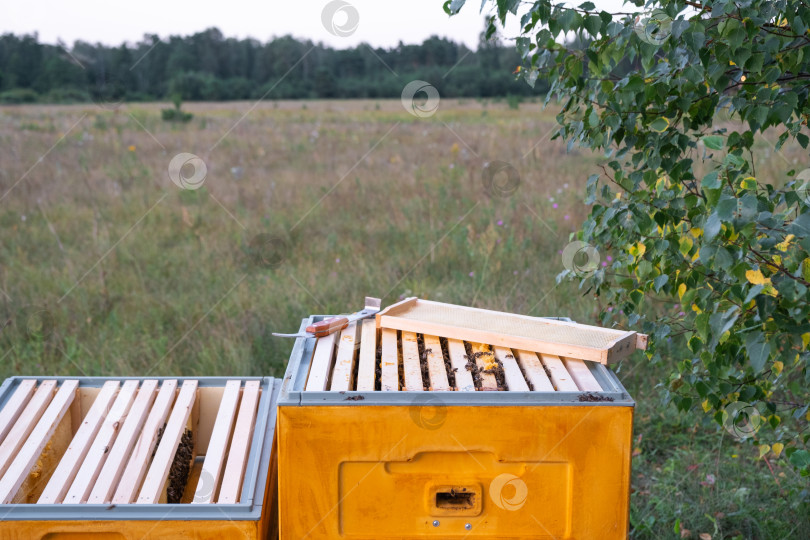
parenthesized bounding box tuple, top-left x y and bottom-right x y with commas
(653, 274, 669, 292)
(516, 37, 531, 59)
(717, 194, 738, 222)
(679, 235, 693, 256)
(702, 135, 724, 150)
(696, 312, 710, 341)
(650, 117, 669, 132)
(584, 14, 602, 36)
(447, 0, 466, 14)
(701, 171, 720, 190)
(789, 450, 810, 470)
(704, 212, 722, 241)
(744, 331, 769, 373)
(708, 307, 739, 349)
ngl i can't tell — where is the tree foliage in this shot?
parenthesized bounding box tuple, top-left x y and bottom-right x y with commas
(0, 28, 546, 103)
(453, 0, 810, 473)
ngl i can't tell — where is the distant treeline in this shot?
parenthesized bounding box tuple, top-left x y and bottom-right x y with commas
(0, 28, 548, 104)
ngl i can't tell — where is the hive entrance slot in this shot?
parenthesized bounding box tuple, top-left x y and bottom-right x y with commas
(435, 488, 475, 509)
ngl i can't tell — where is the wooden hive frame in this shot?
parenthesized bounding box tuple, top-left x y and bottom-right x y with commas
(0, 377, 271, 509)
(375, 298, 647, 365)
(301, 319, 615, 395)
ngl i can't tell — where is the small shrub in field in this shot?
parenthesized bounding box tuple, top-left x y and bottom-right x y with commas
(161, 94, 193, 123)
(161, 107, 193, 123)
(506, 95, 522, 110)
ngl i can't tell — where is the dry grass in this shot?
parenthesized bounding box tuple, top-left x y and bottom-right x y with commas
(1, 99, 808, 538)
(1, 98, 602, 378)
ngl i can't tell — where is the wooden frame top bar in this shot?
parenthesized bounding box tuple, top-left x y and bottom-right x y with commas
(376, 298, 646, 364)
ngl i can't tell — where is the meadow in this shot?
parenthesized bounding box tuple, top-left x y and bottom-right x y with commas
(1, 99, 807, 538)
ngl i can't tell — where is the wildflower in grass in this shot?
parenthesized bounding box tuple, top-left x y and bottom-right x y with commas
(468, 271, 474, 277)
(335, 257, 340, 263)
(128, 145, 136, 152)
(496, 219, 503, 226)
(601, 261, 607, 267)
(552, 203, 558, 209)
(564, 214, 569, 220)
(700, 474, 716, 487)
(606, 255, 613, 262)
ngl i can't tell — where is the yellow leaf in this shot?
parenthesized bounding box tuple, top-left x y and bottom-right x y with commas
(691, 228, 703, 238)
(746, 269, 771, 286)
(772, 443, 784, 457)
(802, 333, 810, 349)
(678, 283, 687, 300)
(776, 234, 794, 252)
(774, 361, 784, 375)
(629, 241, 646, 259)
(702, 399, 711, 412)
(740, 177, 757, 190)
(773, 255, 782, 266)
(692, 249, 701, 262)
(692, 304, 702, 314)
(759, 444, 771, 458)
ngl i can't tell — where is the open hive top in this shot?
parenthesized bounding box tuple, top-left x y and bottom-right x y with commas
(0, 377, 278, 521)
(283, 312, 636, 405)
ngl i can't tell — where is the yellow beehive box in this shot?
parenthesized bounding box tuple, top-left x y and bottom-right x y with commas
(277, 316, 635, 539)
(0, 376, 280, 540)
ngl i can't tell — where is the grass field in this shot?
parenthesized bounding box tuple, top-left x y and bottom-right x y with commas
(1, 99, 808, 538)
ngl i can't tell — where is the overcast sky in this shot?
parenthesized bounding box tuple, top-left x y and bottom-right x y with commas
(1, 0, 630, 49)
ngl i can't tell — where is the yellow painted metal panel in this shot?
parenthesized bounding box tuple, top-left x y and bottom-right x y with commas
(278, 405, 633, 539)
(0, 520, 261, 540)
